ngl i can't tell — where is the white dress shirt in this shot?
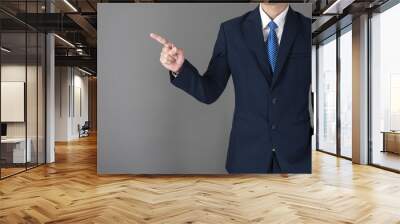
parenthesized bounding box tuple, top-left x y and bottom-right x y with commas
(259, 5, 289, 44)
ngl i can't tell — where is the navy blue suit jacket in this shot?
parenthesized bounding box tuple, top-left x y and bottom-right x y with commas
(170, 7, 312, 173)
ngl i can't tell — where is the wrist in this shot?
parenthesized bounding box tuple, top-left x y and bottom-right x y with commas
(171, 65, 183, 76)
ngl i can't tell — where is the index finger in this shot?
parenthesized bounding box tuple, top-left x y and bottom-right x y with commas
(150, 33, 169, 46)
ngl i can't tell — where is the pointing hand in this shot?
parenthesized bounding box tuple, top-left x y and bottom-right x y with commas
(150, 33, 185, 73)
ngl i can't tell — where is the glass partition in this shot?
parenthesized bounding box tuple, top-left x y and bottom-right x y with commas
(1, 31, 28, 177)
(38, 32, 45, 165)
(27, 31, 38, 169)
(0, 1, 46, 179)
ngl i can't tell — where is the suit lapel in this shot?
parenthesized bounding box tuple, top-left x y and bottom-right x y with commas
(241, 7, 272, 87)
(272, 7, 299, 88)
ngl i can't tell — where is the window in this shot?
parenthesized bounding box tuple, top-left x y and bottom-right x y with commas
(312, 45, 317, 150)
(370, 2, 400, 171)
(317, 36, 337, 154)
(339, 28, 352, 158)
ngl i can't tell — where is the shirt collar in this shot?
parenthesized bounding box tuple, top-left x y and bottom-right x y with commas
(259, 4, 289, 30)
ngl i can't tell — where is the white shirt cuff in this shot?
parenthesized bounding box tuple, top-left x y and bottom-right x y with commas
(171, 71, 179, 77)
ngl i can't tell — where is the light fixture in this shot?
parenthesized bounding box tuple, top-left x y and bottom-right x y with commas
(54, 34, 75, 48)
(78, 67, 93, 76)
(1, 47, 11, 53)
(76, 48, 85, 55)
(63, 0, 78, 12)
(322, 0, 355, 15)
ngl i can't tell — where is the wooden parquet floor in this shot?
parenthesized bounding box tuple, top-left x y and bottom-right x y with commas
(1, 134, 400, 224)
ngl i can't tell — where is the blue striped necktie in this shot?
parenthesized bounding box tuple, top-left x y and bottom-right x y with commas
(266, 21, 278, 75)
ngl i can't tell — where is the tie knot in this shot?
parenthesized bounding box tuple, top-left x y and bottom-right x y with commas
(268, 21, 278, 30)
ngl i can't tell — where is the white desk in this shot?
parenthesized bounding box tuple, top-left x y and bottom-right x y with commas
(1, 138, 32, 163)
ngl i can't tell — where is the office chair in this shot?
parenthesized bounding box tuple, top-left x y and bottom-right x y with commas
(79, 121, 90, 138)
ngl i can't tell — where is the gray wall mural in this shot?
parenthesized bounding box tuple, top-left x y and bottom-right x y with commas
(98, 3, 311, 174)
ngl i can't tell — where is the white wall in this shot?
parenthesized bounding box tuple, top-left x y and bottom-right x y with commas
(1, 66, 26, 134)
(1, 64, 37, 138)
(1, 63, 46, 164)
(55, 67, 89, 141)
(1, 82, 25, 122)
(55, 66, 70, 141)
(71, 73, 89, 138)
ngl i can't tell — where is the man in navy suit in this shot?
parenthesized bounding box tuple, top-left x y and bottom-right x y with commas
(150, 3, 312, 174)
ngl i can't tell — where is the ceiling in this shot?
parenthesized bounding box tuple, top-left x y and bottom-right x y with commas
(0, 0, 392, 75)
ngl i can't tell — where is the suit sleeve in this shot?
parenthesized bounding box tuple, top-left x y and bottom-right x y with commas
(169, 24, 231, 105)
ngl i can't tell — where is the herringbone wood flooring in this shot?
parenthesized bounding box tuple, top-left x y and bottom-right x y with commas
(1, 134, 400, 224)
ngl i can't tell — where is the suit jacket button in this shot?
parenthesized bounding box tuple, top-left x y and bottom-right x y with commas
(271, 124, 276, 130)
(272, 98, 277, 104)
(272, 148, 276, 152)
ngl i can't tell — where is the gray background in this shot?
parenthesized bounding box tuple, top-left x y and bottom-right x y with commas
(98, 3, 311, 174)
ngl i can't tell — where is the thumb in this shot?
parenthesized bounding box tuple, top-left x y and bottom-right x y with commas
(170, 46, 177, 55)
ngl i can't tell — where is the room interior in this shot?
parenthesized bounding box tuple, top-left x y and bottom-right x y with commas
(0, 0, 400, 223)
(0, 31, 46, 178)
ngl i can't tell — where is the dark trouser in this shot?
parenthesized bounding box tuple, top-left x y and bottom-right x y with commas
(268, 151, 282, 173)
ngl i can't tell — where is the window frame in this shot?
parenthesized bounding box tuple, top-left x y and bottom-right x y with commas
(315, 23, 353, 161)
